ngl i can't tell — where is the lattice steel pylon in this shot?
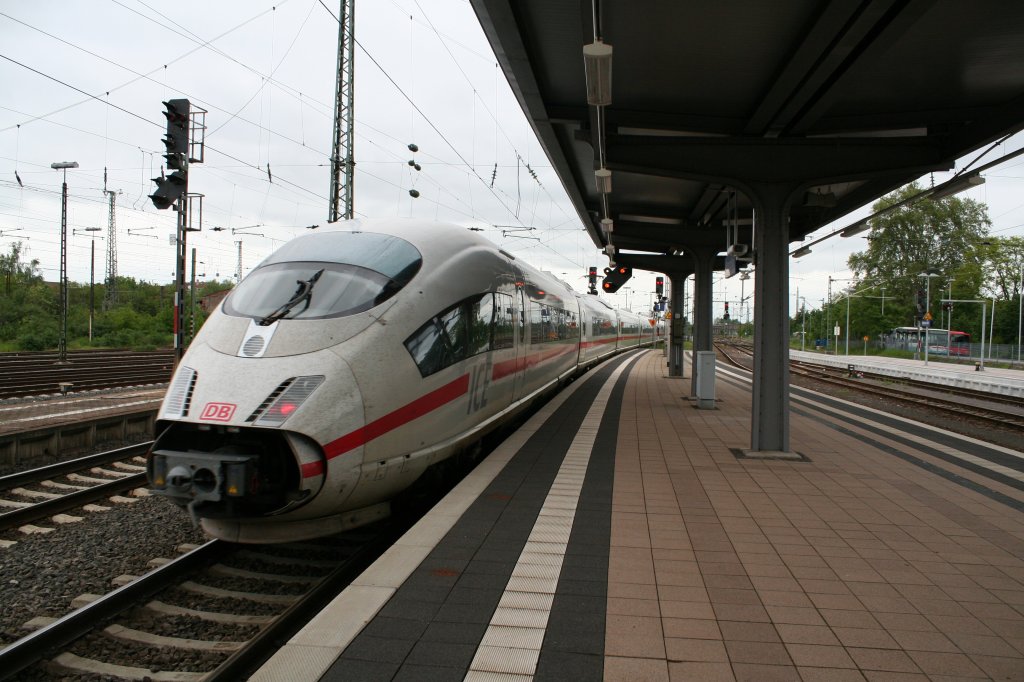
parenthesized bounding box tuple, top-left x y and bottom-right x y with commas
(329, 0, 355, 222)
(103, 184, 118, 303)
(103, 169, 118, 308)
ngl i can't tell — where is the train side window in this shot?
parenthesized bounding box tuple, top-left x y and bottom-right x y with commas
(405, 320, 452, 377)
(518, 289, 527, 343)
(530, 304, 546, 344)
(469, 294, 494, 355)
(493, 293, 515, 350)
(555, 308, 569, 340)
(439, 305, 468, 361)
(405, 293, 501, 376)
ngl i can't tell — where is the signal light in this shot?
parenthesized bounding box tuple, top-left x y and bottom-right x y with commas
(601, 265, 632, 294)
(161, 99, 190, 158)
(149, 170, 187, 210)
(655, 276, 664, 295)
(723, 302, 730, 321)
(151, 99, 191, 211)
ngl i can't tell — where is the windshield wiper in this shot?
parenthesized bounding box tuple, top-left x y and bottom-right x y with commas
(258, 268, 325, 326)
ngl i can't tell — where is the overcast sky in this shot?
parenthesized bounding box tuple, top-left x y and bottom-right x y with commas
(2, 0, 1022, 321)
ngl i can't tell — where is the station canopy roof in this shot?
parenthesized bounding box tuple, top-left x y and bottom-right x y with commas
(470, 0, 1024, 259)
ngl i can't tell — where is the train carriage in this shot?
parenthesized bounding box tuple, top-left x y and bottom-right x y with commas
(886, 326, 971, 357)
(148, 219, 656, 542)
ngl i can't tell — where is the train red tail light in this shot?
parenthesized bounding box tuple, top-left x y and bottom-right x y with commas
(264, 400, 299, 421)
(253, 375, 325, 427)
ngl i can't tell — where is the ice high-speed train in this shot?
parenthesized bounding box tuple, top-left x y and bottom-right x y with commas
(148, 219, 659, 542)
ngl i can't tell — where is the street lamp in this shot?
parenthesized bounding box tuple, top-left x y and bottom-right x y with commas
(918, 271, 941, 365)
(799, 297, 808, 352)
(828, 276, 855, 354)
(921, 274, 942, 364)
(51, 161, 79, 363)
(1018, 264, 1023, 363)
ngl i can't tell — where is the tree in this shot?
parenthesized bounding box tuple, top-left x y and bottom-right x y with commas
(0, 242, 42, 294)
(982, 236, 1024, 301)
(847, 182, 991, 333)
(0, 245, 232, 351)
(972, 236, 1024, 344)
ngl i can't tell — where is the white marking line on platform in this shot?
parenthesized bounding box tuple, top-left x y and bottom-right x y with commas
(3, 399, 161, 424)
(464, 361, 630, 681)
(787, 382, 1024, 482)
(718, 364, 1024, 482)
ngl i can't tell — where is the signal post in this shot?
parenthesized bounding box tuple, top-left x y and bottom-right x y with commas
(150, 99, 206, 362)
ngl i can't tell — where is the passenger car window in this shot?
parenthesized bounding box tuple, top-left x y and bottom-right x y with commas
(439, 306, 467, 360)
(470, 294, 494, 355)
(405, 321, 451, 377)
(406, 293, 498, 377)
(493, 293, 514, 350)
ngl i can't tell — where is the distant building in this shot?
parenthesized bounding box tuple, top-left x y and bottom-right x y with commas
(200, 288, 232, 313)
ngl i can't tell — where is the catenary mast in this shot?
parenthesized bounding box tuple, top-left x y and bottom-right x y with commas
(103, 168, 118, 307)
(329, 0, 355, 222)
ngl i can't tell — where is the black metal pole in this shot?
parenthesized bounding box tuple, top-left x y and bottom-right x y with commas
(89, 239, 95, 341)
(190, 247, 197, 343)
(59, 176, 68, 363)
(174, 200, 187, 362)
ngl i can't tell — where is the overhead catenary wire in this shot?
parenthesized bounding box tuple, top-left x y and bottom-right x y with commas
(5, 4, 554, 238)
(315, 2, 531, 230)
(2, 1, 601, 285)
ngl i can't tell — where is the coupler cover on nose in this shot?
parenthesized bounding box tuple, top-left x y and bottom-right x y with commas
(150, 451, 256, 503)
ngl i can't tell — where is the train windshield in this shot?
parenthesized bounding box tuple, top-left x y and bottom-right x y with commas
(224, 232, 422, 321)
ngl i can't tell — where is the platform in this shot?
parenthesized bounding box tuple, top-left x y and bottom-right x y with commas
(791, 349, 1024, 398)
(255, 349, 1024, 681)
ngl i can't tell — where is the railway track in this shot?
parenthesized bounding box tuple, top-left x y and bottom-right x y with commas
(0, 526, 400, 680)
(0, 443, 152, 534)
(0, 350, 175, 399)
(715, 341, 1024, 430)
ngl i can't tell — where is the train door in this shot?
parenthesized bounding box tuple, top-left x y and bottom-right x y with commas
(512, 283, 528, 401)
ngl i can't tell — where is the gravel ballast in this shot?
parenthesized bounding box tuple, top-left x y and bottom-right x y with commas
(0, 495, 208, 649)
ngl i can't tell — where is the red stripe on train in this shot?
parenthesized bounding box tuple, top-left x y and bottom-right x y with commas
(301, 374, 471, 478)
(304, 335, 649, 478)
(491, 343, 577, 380)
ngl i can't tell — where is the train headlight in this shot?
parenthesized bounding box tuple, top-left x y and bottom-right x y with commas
(225, 460, 254, 497)
(253, 375, 325, 427)
(150, 454, 168, 489)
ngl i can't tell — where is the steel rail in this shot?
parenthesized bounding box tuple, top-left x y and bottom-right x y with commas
(715, 342, 1024, 429)
(0, 373, 171, 399)
(0, 472, 148, 531)
(0, 540, 227, 681)
(0, 442, 152, 490)
(206, 526, 403, 680)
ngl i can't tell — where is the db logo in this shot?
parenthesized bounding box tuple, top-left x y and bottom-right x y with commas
(200, 402, 237, 421)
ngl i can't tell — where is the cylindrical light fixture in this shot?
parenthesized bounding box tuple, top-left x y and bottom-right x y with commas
(840, 222, 870, 238)
(583, 41, 613, 106)
(595, 168, 612, 193)
(601, 218, 614, 233)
